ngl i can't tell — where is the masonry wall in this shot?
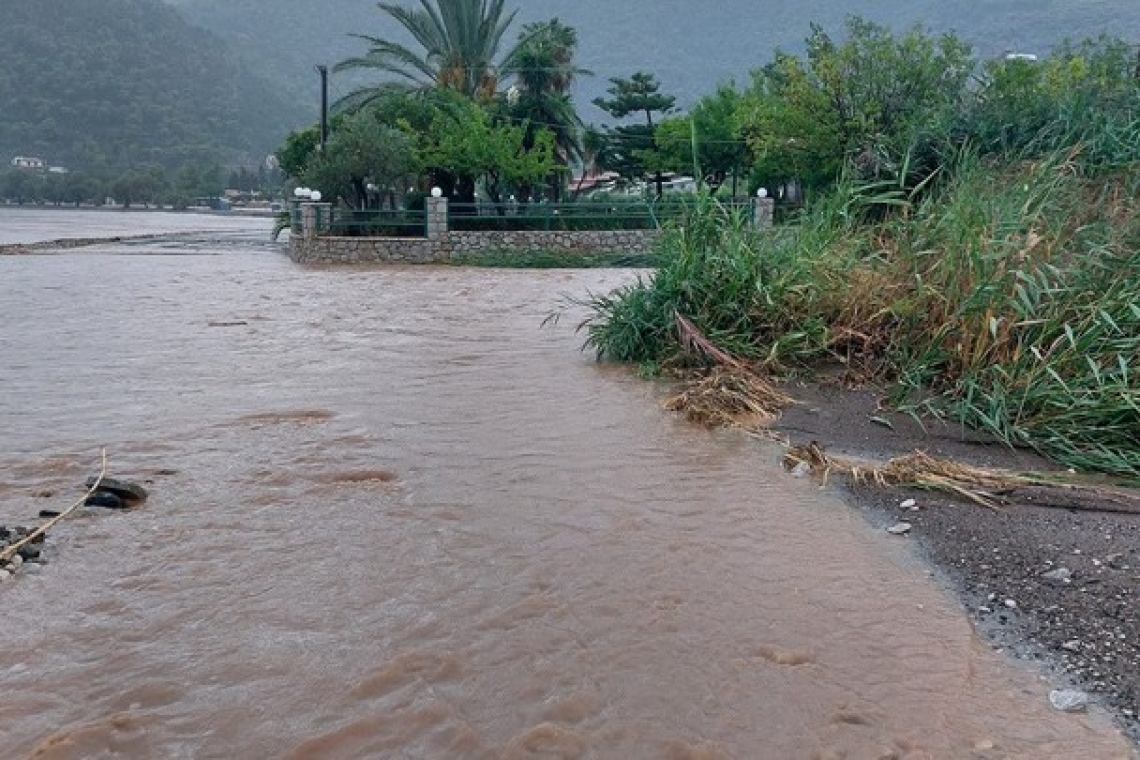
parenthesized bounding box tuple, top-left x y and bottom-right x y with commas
(288, 196, 772, 265)
(289, 228, 661, 265)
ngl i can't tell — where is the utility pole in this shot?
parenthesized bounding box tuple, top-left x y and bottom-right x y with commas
(316, 64, 329, 151)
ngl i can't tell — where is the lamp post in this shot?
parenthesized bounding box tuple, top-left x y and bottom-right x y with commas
(315, 65, 329, 151)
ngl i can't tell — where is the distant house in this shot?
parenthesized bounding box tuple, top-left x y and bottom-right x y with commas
(571, 170, 622, 196)
(11, 156, 46, 170)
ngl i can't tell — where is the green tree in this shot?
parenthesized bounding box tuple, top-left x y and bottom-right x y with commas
(173, 163, 224, 202)
(60, 173, 104, 207)
(738, 18, 973, 194)
(1, 170, 47, 204)
(414, 95, 558, 207)
(592, 72, 676, 196)
(302, 109, 418, 209)
(276, 125, 323, 181)
(971, 37, 1140, 163)
(41, 173, 68, 206)
(111, 166, 167, 209)
(653, 83, 751, 194)
(335, 0, 525, 106)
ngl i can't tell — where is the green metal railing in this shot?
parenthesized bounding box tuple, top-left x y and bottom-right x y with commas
(446, 199, 749, 232)
(307, 198, 756, 238)
(324, 207, 427, 238)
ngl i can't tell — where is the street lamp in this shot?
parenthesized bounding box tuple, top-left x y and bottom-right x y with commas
(315, 64, 329, 151)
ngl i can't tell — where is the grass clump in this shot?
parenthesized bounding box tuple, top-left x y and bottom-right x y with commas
(574, 193, 835, 366)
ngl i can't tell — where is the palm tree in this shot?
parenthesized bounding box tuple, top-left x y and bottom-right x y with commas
(504, 19, 585, 102)
(502, 19, 590, 199)
(335, 0, 522, 107)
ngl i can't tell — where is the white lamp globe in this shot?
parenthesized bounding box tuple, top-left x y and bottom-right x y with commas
(310, 190, 322, 202)
(757, 187, 768, 199)
(430, 187, 443, 198)
(293, 187, 306, 198)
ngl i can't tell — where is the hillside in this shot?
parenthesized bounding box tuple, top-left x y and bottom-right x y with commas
(165, 0, 1140, 125)
(0, 0, 306, 172)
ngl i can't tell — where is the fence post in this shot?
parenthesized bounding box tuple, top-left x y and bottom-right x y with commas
(300, 202, 333, 241)
(751, 193, 775, 229)
(300, 202, 317, 241)
(426, 196, 448, 239)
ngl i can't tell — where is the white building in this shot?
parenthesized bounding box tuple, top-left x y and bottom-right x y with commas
(11, 156, 47, 170)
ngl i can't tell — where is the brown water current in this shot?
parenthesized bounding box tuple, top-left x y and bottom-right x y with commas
(0, 230, 1134, 759)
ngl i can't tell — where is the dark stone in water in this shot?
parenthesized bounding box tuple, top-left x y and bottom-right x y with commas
(85, 491, 125, 510)
(38, 510, 62, 519)
(18, 545, 41, 560)
(85, 476, 148, 503)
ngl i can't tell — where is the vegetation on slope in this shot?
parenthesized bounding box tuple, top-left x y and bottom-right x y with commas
(0, 0, 304, 172)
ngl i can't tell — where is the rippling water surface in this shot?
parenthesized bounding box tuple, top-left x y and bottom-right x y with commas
(0, 206, 269, 245)
(0, 225, 1132, 759)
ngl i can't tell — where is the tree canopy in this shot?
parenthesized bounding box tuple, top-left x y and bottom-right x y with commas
(335, 0, 524, 106)
(591, 72, 677, 195)
(737, 18, 974, 193)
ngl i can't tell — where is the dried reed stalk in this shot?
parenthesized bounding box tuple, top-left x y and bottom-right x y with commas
(783, 442, 1140, 514)
(666, 312, 794, 428)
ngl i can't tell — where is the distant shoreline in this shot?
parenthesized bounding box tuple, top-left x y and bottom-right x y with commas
(0, 234, 171, 255)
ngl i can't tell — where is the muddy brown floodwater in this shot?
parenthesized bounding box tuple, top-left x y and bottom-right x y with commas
(0, 229, 1135, 759)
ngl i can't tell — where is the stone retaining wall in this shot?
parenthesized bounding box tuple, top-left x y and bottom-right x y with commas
(288, 196, 773, 265)
(289, 228, 661, 265)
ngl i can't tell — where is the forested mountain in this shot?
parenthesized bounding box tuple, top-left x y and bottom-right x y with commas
(6, 0, 1137, 176)
(0, 0, 305, 172)
(165, 0, 1140, 123)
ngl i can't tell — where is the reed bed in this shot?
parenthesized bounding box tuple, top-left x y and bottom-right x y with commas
(577, 151, 1140, 478)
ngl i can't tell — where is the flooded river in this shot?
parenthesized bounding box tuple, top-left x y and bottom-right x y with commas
(0, 219, 1133, 758)
(0, 206, 269, 246)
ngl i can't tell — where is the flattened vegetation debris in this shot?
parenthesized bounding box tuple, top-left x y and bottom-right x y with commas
(783, 441, 1140, 515)
(664, 367, 793, 429)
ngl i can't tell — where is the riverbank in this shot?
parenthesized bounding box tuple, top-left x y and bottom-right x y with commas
(766, 376, 1140, 745)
